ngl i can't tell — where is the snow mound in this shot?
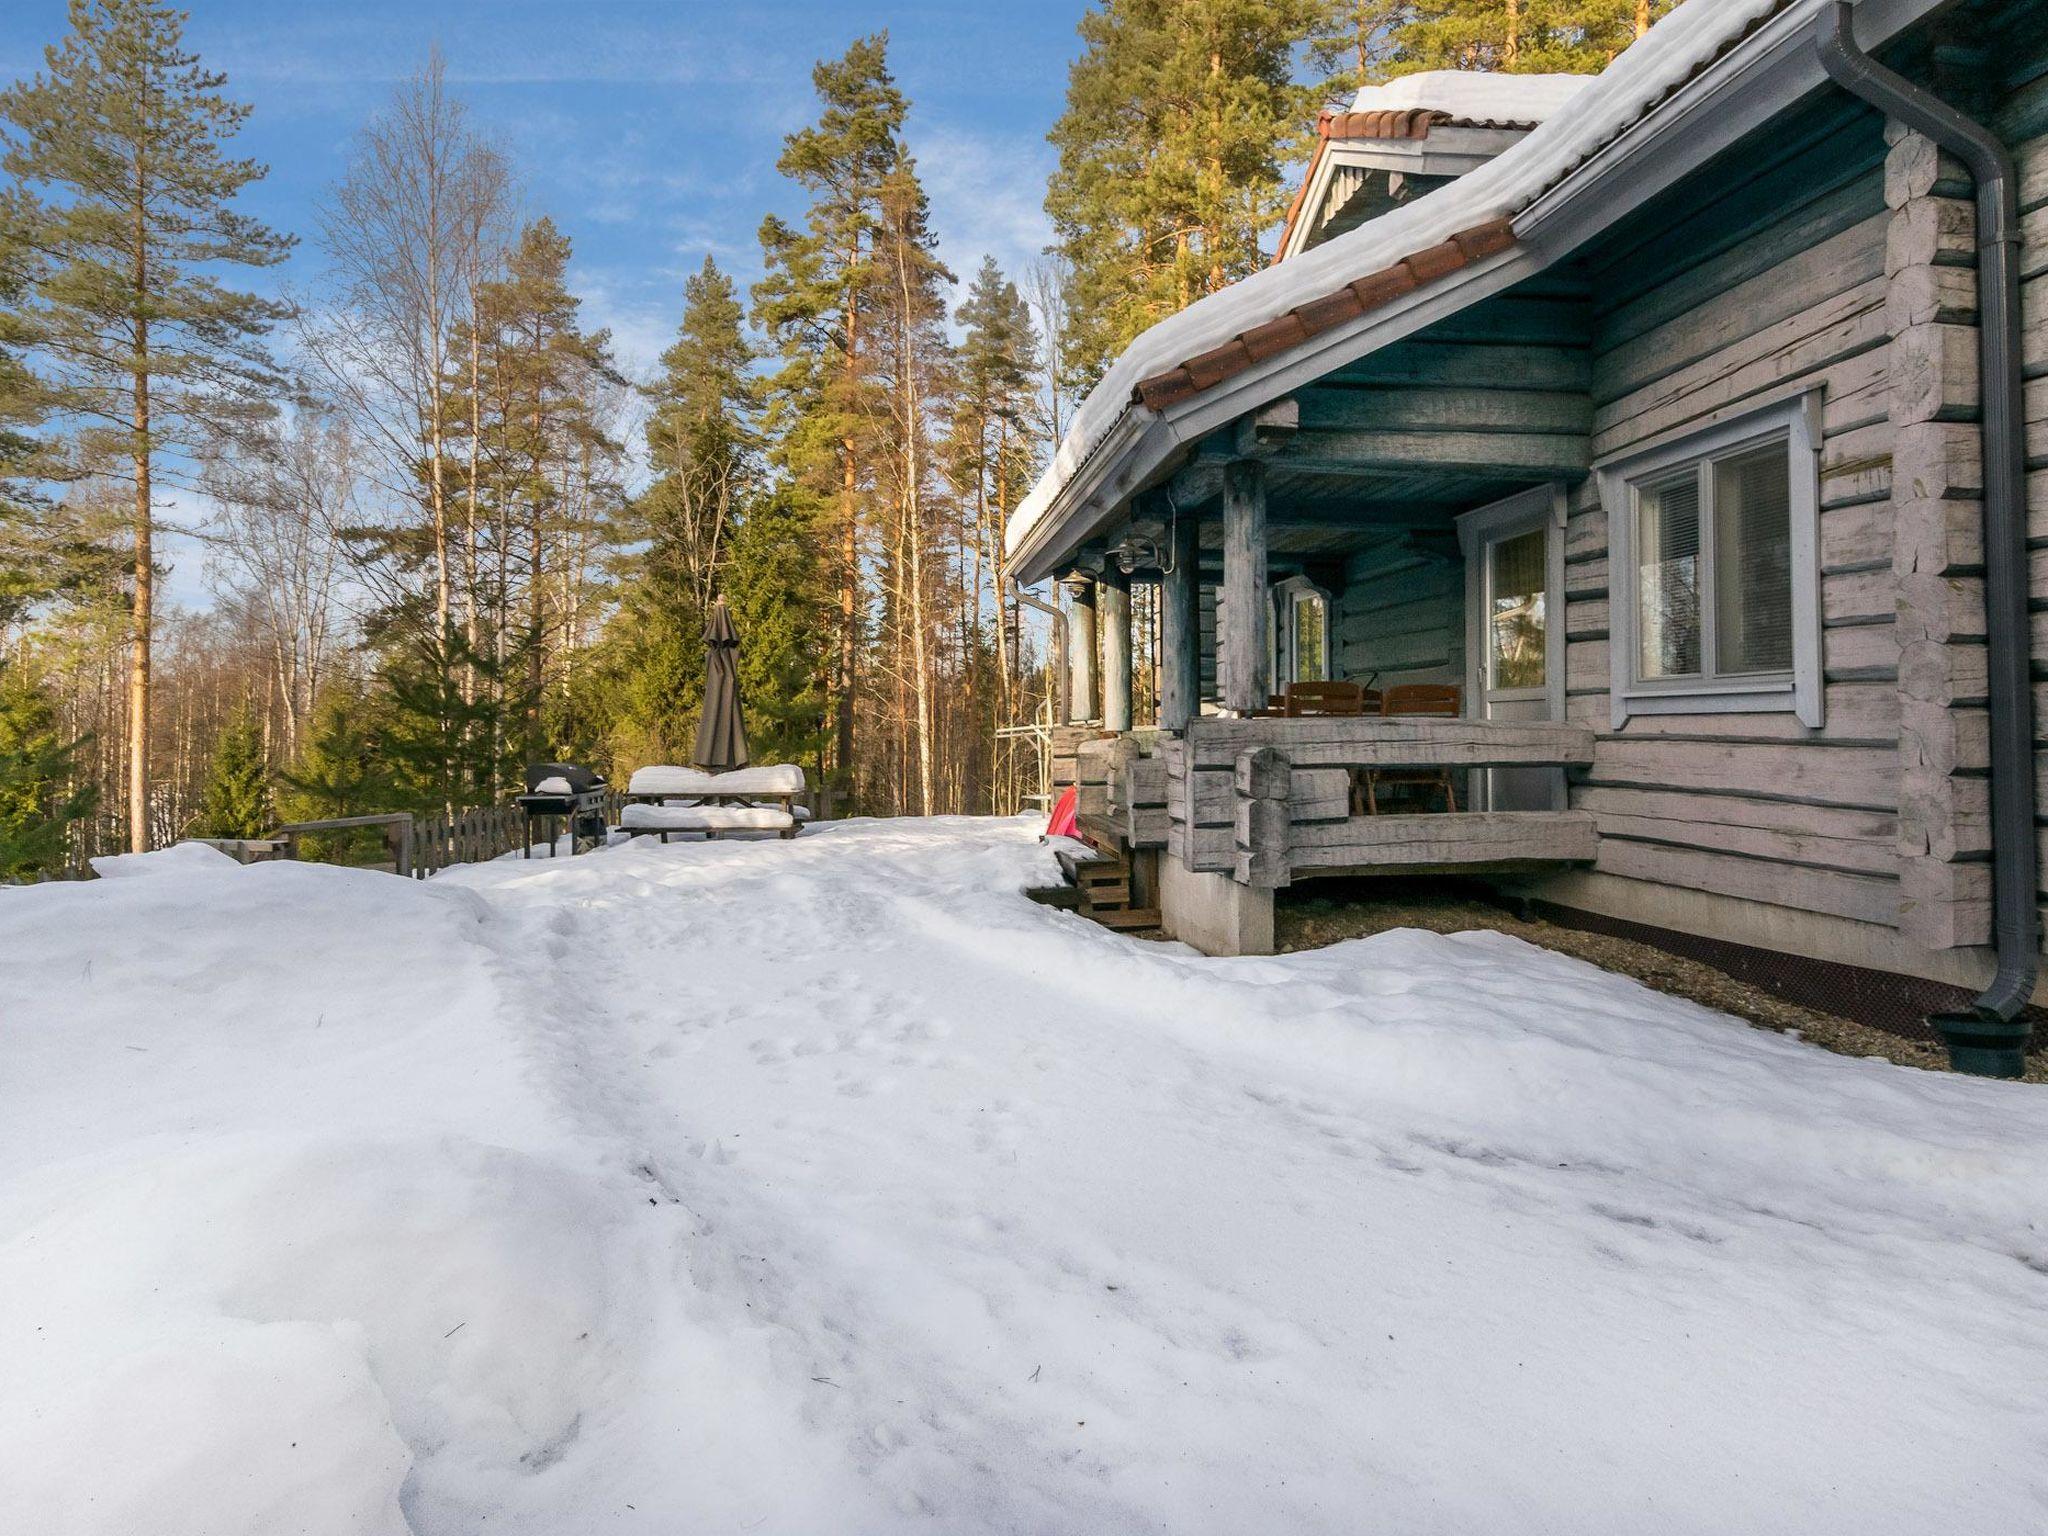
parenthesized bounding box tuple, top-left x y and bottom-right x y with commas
(8, 817, 2048, 1532)
(1009, 0, 1788, 554)
(88, 838, 242, 879)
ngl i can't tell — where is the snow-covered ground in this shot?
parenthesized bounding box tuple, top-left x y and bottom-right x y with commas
(5, 819, 2048, 1534)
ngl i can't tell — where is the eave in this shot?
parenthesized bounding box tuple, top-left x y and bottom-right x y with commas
(1008, 0, 1950, 589)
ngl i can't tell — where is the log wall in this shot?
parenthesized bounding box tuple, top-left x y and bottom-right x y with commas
(1335, 546, 1464, 694)
(1565, 102, 1912, 932)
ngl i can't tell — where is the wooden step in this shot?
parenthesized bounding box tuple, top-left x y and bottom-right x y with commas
(1087, 906, 1161, 932)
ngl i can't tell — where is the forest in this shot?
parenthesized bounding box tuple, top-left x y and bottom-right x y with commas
(0, 0, 1667, 872)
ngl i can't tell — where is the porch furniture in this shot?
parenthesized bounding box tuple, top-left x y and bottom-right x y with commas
(1281, 680, 1374, 717)
(618, 802, 797, 841)
(518, 763, 610, 857)
(1362, 685, 1462, 815)
(619, 762, 807, 842)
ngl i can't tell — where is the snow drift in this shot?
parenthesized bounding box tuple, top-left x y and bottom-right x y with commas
(5, 819, 2048, 1532)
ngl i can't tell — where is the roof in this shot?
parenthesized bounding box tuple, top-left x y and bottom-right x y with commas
(1006, 0, 1816, 568)
(1339, 69, 1592, 131)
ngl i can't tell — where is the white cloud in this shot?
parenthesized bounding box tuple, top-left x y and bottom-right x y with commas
(914, 120, 1057, 306)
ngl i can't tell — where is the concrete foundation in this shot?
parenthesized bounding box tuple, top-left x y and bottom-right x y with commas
(1160, 856, 1274, 957)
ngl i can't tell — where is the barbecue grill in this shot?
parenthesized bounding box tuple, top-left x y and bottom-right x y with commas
(518, 762, 609, 857)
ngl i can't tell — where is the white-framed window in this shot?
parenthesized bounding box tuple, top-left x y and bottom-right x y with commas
(1270, 575, 1330, 684)
(1597, 392, 1823, 729)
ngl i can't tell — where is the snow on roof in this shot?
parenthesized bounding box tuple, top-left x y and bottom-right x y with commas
(1007, 0, 1789, 560)
(1344, 69, 1591, 128)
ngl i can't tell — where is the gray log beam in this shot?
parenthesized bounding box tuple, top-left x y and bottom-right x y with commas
(1233, 746, 1292, 889)
(1064, 577, 1098, 722)
(1159, 512, 1200, 732)
(1100, 571, 1133, 732)
(1221, 460, 1269, 716)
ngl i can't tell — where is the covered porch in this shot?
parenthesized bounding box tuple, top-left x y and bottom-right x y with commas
(1022, 278, 1603, 953)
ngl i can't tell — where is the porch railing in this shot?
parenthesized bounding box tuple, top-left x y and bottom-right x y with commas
(1138, 716, 1596, 888)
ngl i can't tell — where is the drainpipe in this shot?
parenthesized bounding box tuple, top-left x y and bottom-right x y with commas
(1011, 581, 1070, 725)
(1819, 2, 2038, 1075)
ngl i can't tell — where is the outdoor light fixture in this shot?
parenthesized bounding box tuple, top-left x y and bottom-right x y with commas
(1112, 534, 1160, 574)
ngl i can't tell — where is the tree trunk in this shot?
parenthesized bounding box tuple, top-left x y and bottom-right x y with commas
(837, 266, 861, 809)
(127, 152, 152, 854)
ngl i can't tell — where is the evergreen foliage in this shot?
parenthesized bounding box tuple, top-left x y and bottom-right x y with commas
(195, 704, 271, 839)
(1325, 0, 1676, 79)
(600, 254, 760, 771)
(722, 489, 830, 772)
(0, 677, 92, 878)
(753, 34, 909, 800)
(1045, 0, 1330, 390)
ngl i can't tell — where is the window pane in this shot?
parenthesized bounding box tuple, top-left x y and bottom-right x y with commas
(1293, 594, 1326, 682)
(1637, 472, 1701, 678)
(1714, 441, 1793, 674)
(1488, 527, 1547, 689)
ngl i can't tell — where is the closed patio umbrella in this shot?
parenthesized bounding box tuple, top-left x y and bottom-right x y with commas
(692, 596, 749, 771)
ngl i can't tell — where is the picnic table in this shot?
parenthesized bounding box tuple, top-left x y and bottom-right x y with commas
(618, 764, 807, 841)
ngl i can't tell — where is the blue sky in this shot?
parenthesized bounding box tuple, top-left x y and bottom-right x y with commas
(5, 0, 1088, 374)
(4, 0, 1095, 604)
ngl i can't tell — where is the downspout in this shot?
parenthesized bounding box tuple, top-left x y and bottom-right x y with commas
(1011, 581, 1071, 726)
(1819, 2, 2038, 1075)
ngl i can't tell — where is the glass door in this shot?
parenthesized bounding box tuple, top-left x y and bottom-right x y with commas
(1460, 489, 1565, 811)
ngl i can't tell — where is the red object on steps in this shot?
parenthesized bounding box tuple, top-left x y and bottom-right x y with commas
(1045, 784, 1079, 840)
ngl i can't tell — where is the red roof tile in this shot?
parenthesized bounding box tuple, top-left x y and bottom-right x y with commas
(1130, 217, 1518, 413)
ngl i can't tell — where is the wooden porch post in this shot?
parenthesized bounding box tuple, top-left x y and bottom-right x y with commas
(1222, 460, 1269, 716)
(1064, 576, 1098, 722)
(1101, 571, 1133, 732)
(1160, 513, 1199, 732)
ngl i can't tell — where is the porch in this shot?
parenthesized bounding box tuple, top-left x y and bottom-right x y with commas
(1060, 713, 1595, 954)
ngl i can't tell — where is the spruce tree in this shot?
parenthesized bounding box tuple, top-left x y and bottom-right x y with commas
(1046, 0, 1329, 389)
(753, 34, 907, 806)
(605, 254, 759, 768)
(278, 683, 391, 864)
(2, 0, 292, 852)
(0, 677, 93, 879)
(721, 488, 829, 774)
(195, 705, 271, 839)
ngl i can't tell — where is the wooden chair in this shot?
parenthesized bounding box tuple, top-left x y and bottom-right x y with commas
(1363, 683, 1462, 815)
(1281, 679, 1371, 717)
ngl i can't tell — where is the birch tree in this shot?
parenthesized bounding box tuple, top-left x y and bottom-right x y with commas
(309, 49, 508, 669)
(202, 409, 357, 756)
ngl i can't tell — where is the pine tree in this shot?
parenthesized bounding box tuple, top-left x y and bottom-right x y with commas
(466, 217, 619, 760)
(753, 34, 907, 807)
(869, 155, 954, 815)
(2, 0, 292, 853)
(1317, 0, 1675, 82)
(1046, 0, 1330, 389)
(948, 257, 1040, 724)
(194, 704, 271, 838)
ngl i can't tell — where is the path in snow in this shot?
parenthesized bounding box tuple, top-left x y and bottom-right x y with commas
(6, 817, 2048, 1534)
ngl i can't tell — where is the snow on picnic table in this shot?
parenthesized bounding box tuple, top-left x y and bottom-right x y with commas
(4, 819, 2048, 1535)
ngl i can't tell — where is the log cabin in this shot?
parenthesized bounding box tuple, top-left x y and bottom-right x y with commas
(1008, 0, 2048, 1075)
